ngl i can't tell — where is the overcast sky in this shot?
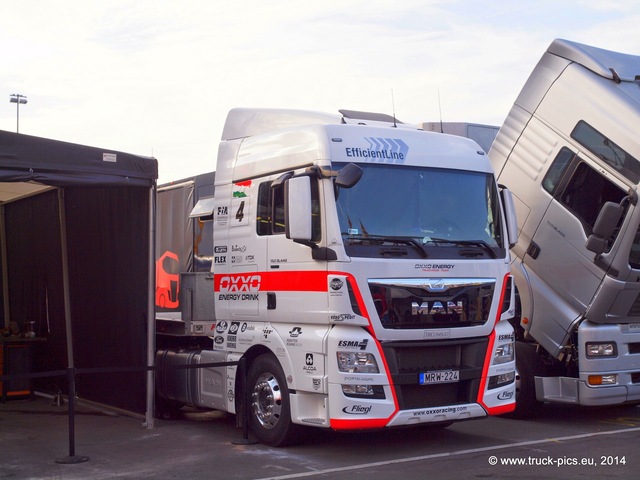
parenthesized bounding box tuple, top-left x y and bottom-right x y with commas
(2, 0, 640, 183)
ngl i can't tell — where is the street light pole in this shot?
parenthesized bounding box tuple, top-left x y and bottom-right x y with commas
(9, 94, 28, 133)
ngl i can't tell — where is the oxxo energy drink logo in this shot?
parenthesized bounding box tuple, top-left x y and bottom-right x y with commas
(345, 137, 409, 163)
(218, 275, 261, 301)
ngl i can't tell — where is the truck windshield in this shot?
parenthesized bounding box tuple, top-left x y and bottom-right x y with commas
(335, 163, 505, 259)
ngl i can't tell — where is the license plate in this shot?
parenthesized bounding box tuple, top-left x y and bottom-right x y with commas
(420, 369, 459, 384)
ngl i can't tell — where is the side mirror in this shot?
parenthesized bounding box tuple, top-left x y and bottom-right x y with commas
(586, 201, 623, 254)
(285, 175, 312, 241)
(500, 188, 519, 248)
(335, 163, 363, 189)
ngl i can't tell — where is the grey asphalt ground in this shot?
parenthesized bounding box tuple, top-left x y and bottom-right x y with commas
(3, 393, 640, 479)
(1, 394, 261, 479)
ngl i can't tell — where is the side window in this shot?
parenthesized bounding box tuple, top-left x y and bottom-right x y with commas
(256, 175, 321, 241)
(272, 183, 286, 234)
(558, 161, 625, 234)
(571, 121, 640, 184)
(542, 148, 574, 195)
(255, 180, 286, 235)
(257, 182, 271, 235)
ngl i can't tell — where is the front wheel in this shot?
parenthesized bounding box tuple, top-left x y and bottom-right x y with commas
(247, 354, 300, 446)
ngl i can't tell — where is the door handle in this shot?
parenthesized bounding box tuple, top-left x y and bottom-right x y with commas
(267, 292, 276, 310)
(527, 242, 541, 259)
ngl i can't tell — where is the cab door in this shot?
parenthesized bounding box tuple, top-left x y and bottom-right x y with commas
(214, 179, 268, 323)
(523, 152, 627, 355)
(260, 171, 328, 325)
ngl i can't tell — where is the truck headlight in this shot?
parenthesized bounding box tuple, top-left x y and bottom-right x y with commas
(488, 371, 515, 389)
(586, 342, 617, 358)
(342, 384, 374, 395)
(341, 384, 386, 399)
(337, 352, 379, 373)
(494, 341, 514, 365)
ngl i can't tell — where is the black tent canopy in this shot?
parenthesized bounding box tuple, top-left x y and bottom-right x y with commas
(0, 130, 157, 423)
(0, 129, 156, 187)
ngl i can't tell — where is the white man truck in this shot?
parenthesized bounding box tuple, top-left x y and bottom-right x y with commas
(489, 38, 640, 416)
(156, 108, 518, 446)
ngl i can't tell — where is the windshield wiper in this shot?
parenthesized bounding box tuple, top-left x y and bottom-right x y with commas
(345, 234, 429, 258)
(424, 238, 498, 258)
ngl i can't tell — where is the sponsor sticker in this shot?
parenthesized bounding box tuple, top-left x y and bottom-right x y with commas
(215, 321, 228, 334)
(330, 313, 356, 322)
(337, 339, 368, 350)
(342, 404, 372, 415)
(498, 390, 514, 400)
(303, 353, 317, 374)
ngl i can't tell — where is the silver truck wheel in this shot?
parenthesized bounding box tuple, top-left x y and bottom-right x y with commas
(252, 370, 283, 430)
(247, 354, 299, 446)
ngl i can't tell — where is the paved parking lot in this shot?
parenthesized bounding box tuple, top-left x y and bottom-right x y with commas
(2, 394, 640, 479)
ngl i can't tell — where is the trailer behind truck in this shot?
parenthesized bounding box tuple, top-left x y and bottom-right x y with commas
(156, 108, 518, 445)
(155, 172, 215, 338)
(489, 38, 640, 416)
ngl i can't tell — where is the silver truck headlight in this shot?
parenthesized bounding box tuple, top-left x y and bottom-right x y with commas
(337, 352, 379, 373)
(494, 341, 514, 365)
(586, 342, 617, 358)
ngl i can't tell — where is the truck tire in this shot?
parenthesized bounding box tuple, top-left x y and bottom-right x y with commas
(154, 395, 183, 420)
(507, 341, 543, 419)
(247, 354, 300, 446)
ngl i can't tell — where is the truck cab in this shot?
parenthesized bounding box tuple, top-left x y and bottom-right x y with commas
(489, 38, 640, 413)
(157, 108, 518, 445)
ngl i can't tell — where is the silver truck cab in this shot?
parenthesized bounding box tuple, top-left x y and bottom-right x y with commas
(489, 38, 640, 413)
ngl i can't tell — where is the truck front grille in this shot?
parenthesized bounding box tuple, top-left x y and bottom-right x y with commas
(381, 337, 489, 409)
(369, 278, 496, 330)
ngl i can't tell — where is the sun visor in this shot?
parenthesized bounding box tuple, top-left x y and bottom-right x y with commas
(189, 196, 215, 219)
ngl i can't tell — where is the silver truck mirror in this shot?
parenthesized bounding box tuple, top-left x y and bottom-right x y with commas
(501, 188, 519, 248)
(285, 175, 313, 241)
(585, 201, 623, 254)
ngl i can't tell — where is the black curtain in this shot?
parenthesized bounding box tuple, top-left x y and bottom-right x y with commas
(4, 190, 67, 393)
(3, 186, 150, 413)
(65, 186, 149, 413)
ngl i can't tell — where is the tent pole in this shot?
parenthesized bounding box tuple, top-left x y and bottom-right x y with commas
(145, 185, 156, 429)
(58, 187, 74, 369)
(56, 187, 89, 464)
(0, 206, 10, 329)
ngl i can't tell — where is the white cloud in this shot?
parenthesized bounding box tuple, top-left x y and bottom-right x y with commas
(1, 0, 639, 182)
